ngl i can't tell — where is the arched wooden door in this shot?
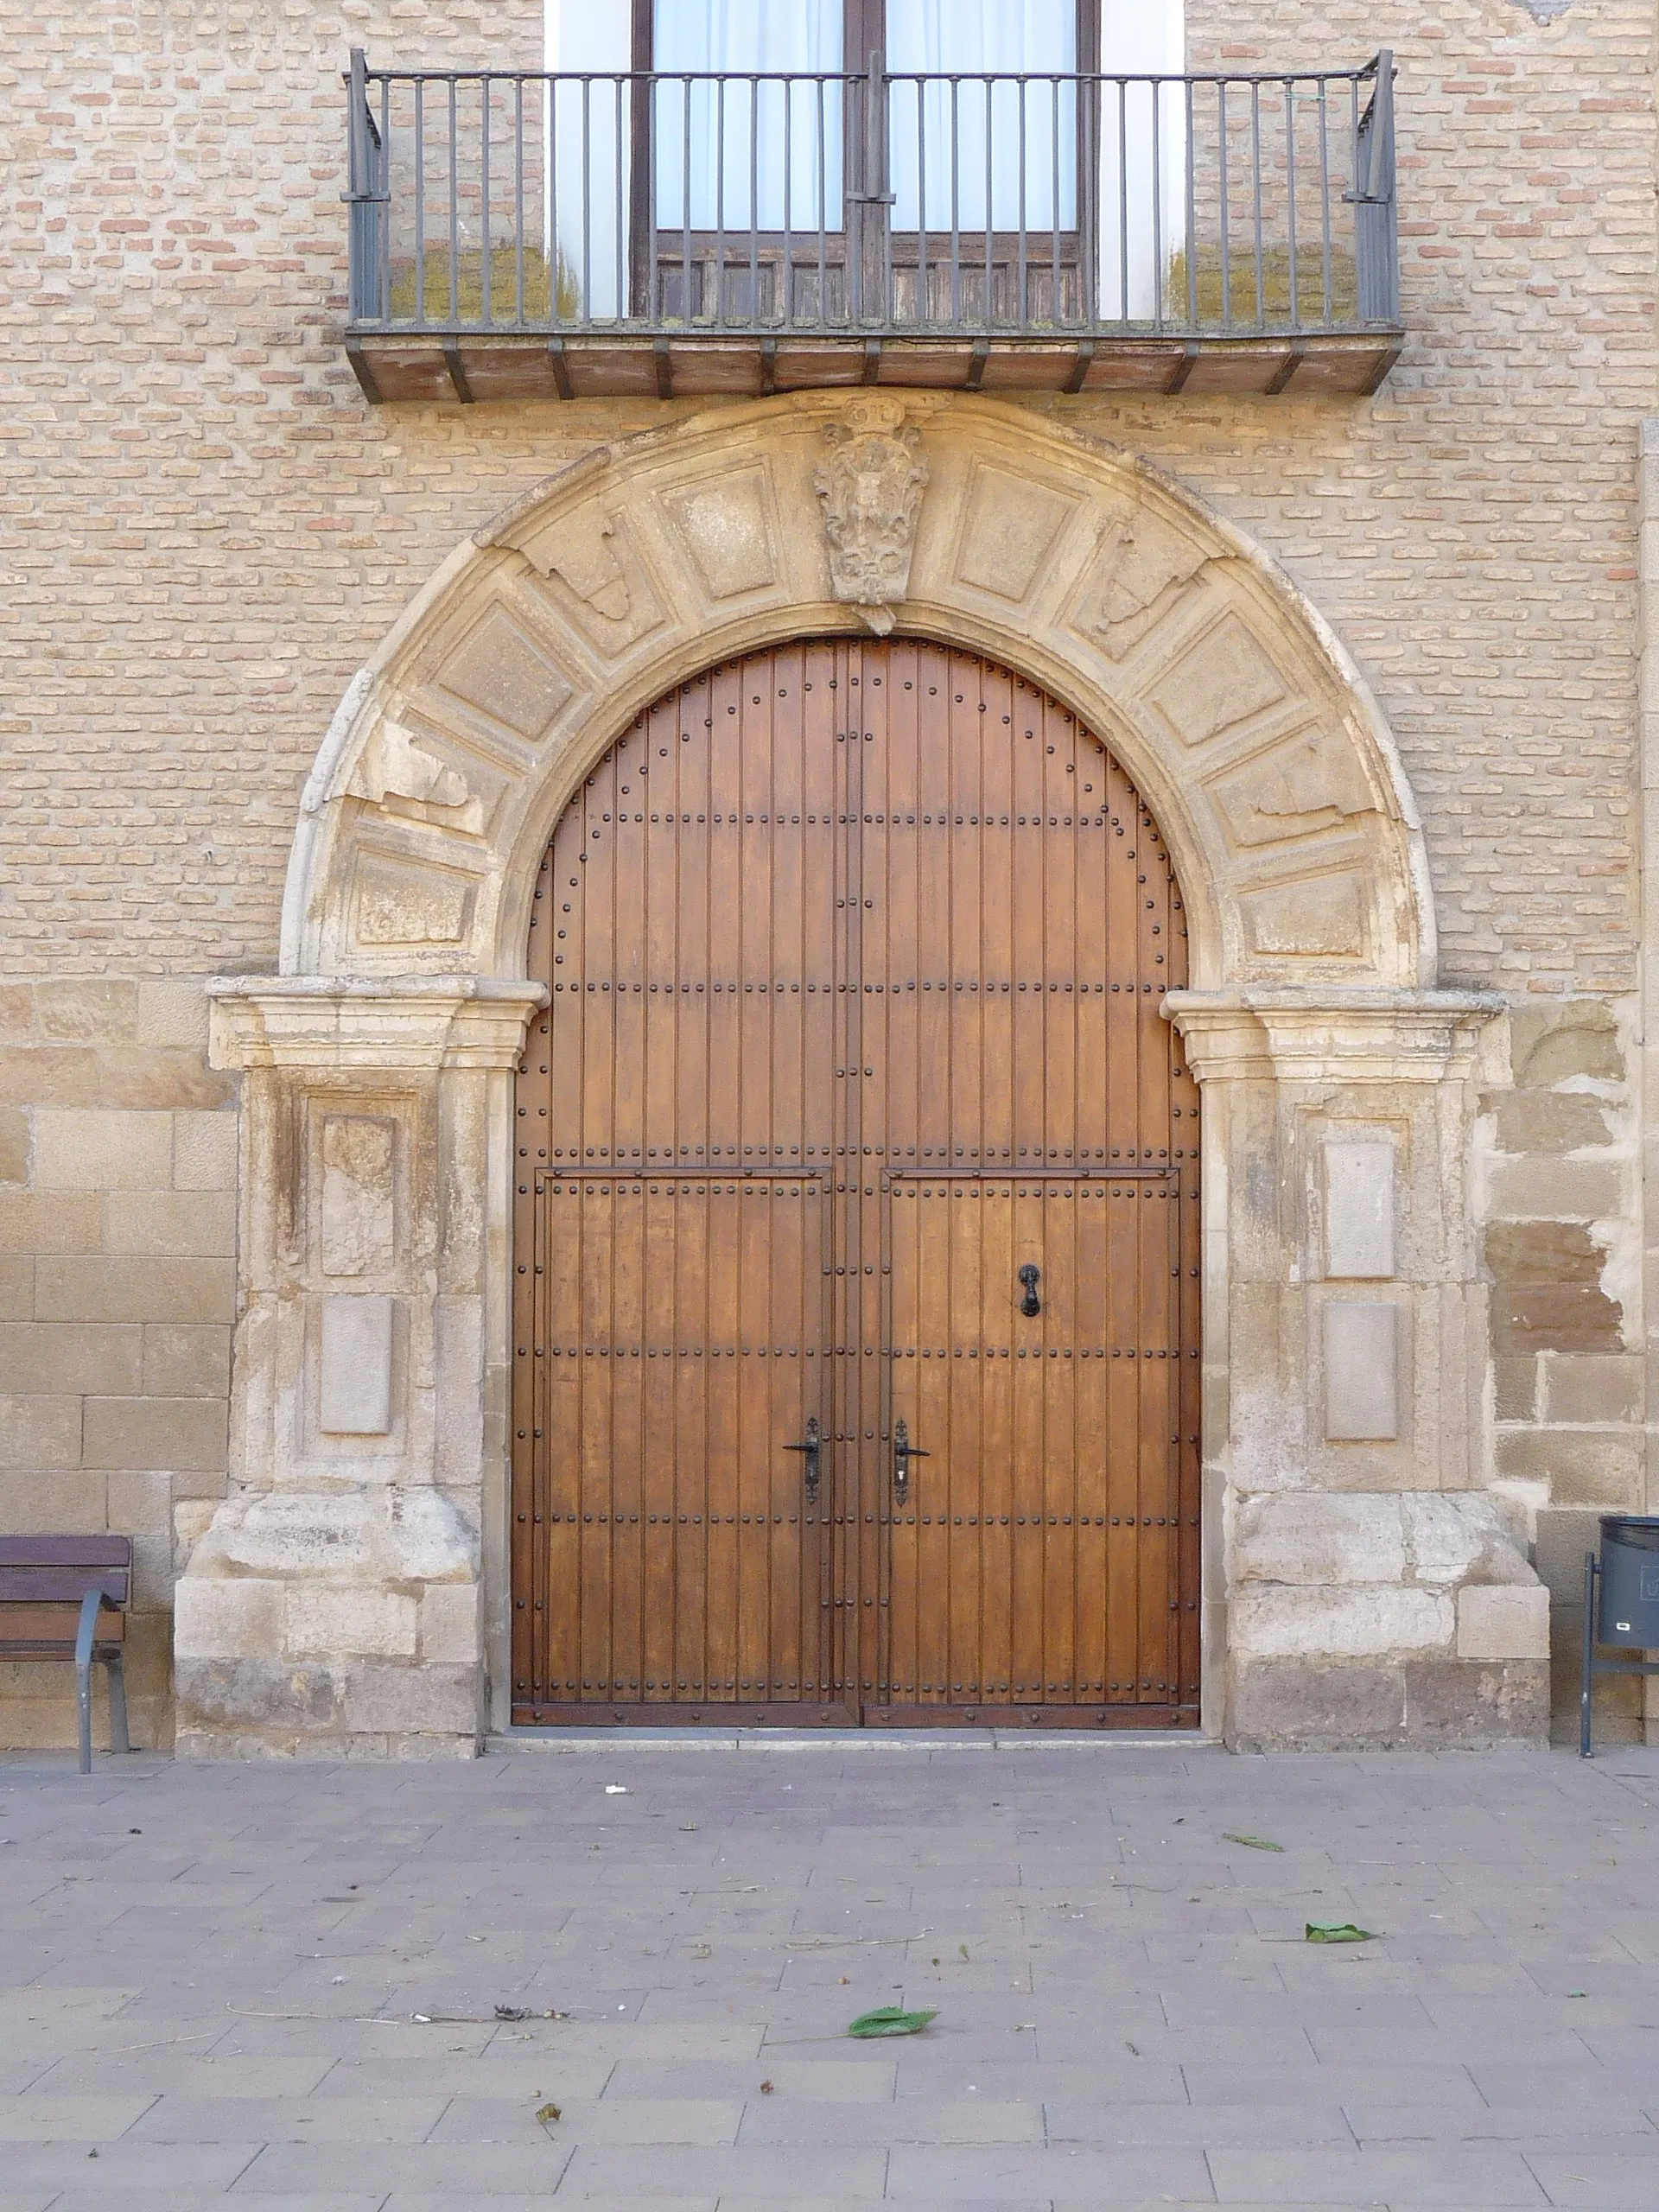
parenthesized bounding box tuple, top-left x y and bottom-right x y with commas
(511, 639, 1201, 1728)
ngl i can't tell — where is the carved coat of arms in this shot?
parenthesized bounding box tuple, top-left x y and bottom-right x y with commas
(813, 398, 929, 634)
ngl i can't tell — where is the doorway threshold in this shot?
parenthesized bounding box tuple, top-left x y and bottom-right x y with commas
(487, 1728, 1217, 1752)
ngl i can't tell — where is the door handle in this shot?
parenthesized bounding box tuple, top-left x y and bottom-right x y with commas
(893, 1417, 929, 1506)
(1019, 1263, 1041, 1317)
(785, 1415, 823, 1504)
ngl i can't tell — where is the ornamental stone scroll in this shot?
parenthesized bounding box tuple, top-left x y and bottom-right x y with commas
(812, 396, 930, 633)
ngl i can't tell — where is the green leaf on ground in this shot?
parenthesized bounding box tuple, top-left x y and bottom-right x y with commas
(1224, 1833, 1284, 1852)
(847, 2005, 939, 2038)
(1305, 1921, 1376, 1943)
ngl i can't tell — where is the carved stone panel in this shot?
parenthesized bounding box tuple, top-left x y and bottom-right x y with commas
(525, 503, 667, 657)
(347, 721, 486, 835)
(1212, 731, 1377, 849)
(953, 464, 1077, 602)
(435, 607, 575, 744)
(1324, 1301, 1400, 1441)
(320, 1294, 395, 1435)
(351, 856, 476, 949)
(321, 1116, 397, 1278)
(660, 469, 778, 600)
(1239, 873, 1367, 960)
(1324, 1140, 1396, 1280)
(1148, 612, 1291, 746)
(812, 397, 928, 635)
(1071, 502, 1211, 660)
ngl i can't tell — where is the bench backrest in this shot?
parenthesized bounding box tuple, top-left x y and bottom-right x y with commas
(0, 1537, 130, 1608)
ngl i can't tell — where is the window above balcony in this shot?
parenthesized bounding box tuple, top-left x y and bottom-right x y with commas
(342, 3, 1401, 405)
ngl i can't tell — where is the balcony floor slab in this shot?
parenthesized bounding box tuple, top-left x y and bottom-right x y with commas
(345, 329, 1403, 406)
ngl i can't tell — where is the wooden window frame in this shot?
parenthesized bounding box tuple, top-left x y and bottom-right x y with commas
(626, 0, 1103, 323)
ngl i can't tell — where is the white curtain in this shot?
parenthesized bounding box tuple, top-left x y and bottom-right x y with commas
(1096, 0, 1187, 321)
(887, 0, 1077, 235)
(653, 1, 844, 233)
(545, 0, 632, 318)
(543, 0, 1185, 322)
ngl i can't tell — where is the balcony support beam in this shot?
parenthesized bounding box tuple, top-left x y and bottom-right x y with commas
(1165, 342, 1201, 395)
(1265, 340, 1306, 397)
(343, 337, 383, 407)
(442, 342, 475, 406)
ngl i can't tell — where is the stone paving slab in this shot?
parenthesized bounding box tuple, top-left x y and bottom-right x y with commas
(0, 1743, 1656, 2204)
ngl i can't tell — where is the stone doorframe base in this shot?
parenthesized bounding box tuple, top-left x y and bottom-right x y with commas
(174, 397, 1549, 1755)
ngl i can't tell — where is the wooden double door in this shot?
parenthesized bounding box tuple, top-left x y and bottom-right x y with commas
(511, 638, 1200, 1728)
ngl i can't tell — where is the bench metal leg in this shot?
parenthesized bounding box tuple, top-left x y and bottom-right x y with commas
(73, 1587, 99, 1776)
(105, 1652, 130, 1756)
(1580, 1550, 1598, 1758)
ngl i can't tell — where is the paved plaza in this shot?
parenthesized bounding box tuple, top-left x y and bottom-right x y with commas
(0, 1737, 1655, 2208)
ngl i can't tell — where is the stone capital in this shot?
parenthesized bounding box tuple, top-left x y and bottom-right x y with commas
(207, 976, 547, 1076)
(1162, 987, 1503, 1087)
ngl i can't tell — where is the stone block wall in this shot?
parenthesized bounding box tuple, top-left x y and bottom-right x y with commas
(0, 978, 233, 1747)
(1, 0, 1655, 1745)
(1479, 997, 1647, 1740)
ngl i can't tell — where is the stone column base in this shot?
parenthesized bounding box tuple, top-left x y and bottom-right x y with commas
(174, 979, 541, 1758)
(1229, 1655, 1550, 1751)
(174, 1490, 485, 1759)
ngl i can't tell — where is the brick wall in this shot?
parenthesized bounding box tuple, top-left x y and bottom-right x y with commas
(0, 977, 232, 1745)
(1, 0, 1654, 1739)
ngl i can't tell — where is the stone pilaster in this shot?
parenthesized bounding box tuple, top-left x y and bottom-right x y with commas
(1167, 987, 1550, 1749)
(173, 977, 544, 1758)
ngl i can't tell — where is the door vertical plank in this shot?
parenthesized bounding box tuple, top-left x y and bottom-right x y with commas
(513, 639, 1198, 1730)
(677, 1184, 710, 1700)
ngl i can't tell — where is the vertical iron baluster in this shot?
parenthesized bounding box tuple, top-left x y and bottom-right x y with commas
(715, 73, 727, 329)
(346, 52, 366, 322)
(1350, 73, 1360, 321)
(1250, 79, 1263, 329)
(917, 75, 928, 330)
(1150, 74, 1163, 331)
(613, 73, 625, 322)
(647, 70, 659, 326)
(1079, 63, 1097, 328)
(514, 77, 525, 327)
(1051, 73, 1061, 328)
(782, 67, 793, 330)
(580, 77, 593, 324)
(880, 53, 893, 326)
(816, 74, 827, 328)
(480, 75, 492, 327)
(378, 73, 392, 324)
(1184, 77, 1198, 329)
(448, 77, 459, 327)
(1284, 78, 1298, 331)
(548, 70, 563, 325)
(1318, 76, 1332, 326)
(414, 79, 426, 326)
(1217, 79, 1230, 330)
(1116, 78, 1128, 323)
(749, 75, 760, 326)
(683, 78, 693, 324)
(982, 74, 992, 329)
(1017, 74, 1028, 330)
(950, 76, 961, 327)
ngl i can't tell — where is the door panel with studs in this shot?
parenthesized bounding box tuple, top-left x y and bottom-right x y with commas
(512, 636, 1199, 1727)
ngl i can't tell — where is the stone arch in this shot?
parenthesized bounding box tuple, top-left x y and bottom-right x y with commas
(283, 395, 1435, 995)
(184, 397, 1547, 1764)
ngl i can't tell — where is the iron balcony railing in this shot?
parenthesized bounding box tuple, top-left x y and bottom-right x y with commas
(345, 49, 1398, 343)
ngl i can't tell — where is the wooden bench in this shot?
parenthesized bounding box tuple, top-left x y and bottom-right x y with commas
(0, 1539, 132, 1772)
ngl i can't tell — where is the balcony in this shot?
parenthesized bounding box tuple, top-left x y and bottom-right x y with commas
(343, 50, 1401, 405)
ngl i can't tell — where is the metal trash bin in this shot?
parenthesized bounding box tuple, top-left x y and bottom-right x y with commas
(1580, 1515, 1659, 1755)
